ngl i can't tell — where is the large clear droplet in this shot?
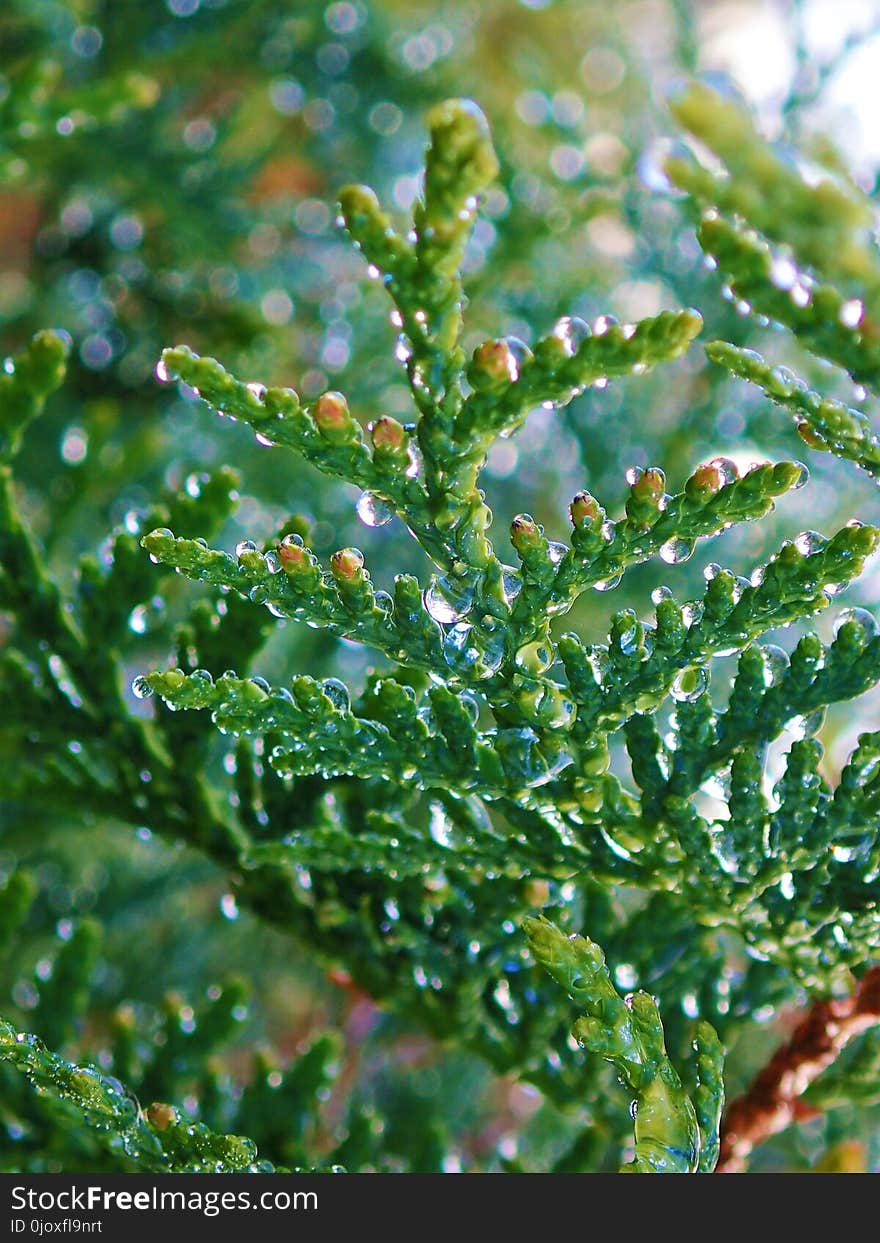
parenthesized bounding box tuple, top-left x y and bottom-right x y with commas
(547, 541, 568, 566)
(594, 574, 622, 592)
(443, 622, 481, 674)
(617, 623, 641, 657)
(235, 539, 257, 560)
(551, 315, 590, 357)
(478, 622, 506, 677)
(321, 678, 351, 712)
(794, 530, 827, 556)
(659, 537, 694, 565)
(501, 564, 522, 604)
(671, 666, 709, 702)
(834, 606, 878, 640)
(707, 457, 739, 485)
(500, 336, 532, 382)
(131, 675, 153, 699)
(356, 491, 393, 527)
(761, 645, 789, 687)
(424, 576, 475, 624)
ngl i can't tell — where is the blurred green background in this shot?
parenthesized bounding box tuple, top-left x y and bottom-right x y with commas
(2, 0, 879, 1171)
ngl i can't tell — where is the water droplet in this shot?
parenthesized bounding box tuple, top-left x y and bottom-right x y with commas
(701, 769, 731, 800)
(784, 707, 825, 740)
(551, 315, 590, 357)
(191, 668, 213, 684)
(671, 666, 709, 701)
(762, 645, 789, 686)
(501, 565, 522, 604)
(501, 336, 532, 382)
(235, 539, 257, 560)
(321, 678, 350, 712)
(795, 530, 827, 555)
(131, 675, 153, 699)
(651, 585, 673, 606)
(659, 537, 694, 565)
(155, 358, 170, 382)
(617, 623, 640, 656)
(779, 872, 795, 900)
(769, 255, 798, 291)
(833, 606, 878, 640)
(356, 491, 393, 528)
(839, 299, 864, 329)
(128, 604, 149, 634)
(220, 893, 239, 920)
(594, 574, 622, 592)
(424, 576, 474, 624)
(547, 541, 567, 565)
(682, 602, 703, 628)
(592, 314, 618, 336)
(707, 456, 739, 485)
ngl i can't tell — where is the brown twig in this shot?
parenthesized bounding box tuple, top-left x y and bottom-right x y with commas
(717, 965, 880, 1173)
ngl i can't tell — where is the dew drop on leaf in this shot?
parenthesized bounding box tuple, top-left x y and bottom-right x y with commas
(551, 315, 590, 357)
(424, 576, 474, 623)
(321, 678, 351, 712)
(833, 606, 878, 640)
(659, 537, 694, 565)
(671, 666, 709, 702)
(356, 491, 393, 527)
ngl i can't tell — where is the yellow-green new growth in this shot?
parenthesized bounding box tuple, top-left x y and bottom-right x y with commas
(524, 915, 723, 1173)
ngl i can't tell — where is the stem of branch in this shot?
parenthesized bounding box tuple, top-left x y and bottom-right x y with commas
(717, 965, 880, 1172)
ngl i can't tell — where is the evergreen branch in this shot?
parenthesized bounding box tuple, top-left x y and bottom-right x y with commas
(524, 915, 721, 1173)
(697, 214, 880, 388)
(0, 1018, 273, 1173)
(717, 965, 880, 1172)
(461, 308, 703, 446)
(0, 331, 69, 463)
(667, 81, 878, 301)
(139, 527, 445, 672)
(558, 522, 879, 739)
(140, 669, 575, 801)
(706, 341, 880, 482)
(158, 345, 457, 574)
(507, 457, 804, 636)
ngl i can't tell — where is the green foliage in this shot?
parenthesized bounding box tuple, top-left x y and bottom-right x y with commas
(3, 0, 880, 1175)
(524, 915, 724, 1173)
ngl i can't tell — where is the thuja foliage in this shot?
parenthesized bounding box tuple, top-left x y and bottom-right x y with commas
(2, 4, 880, 1174)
